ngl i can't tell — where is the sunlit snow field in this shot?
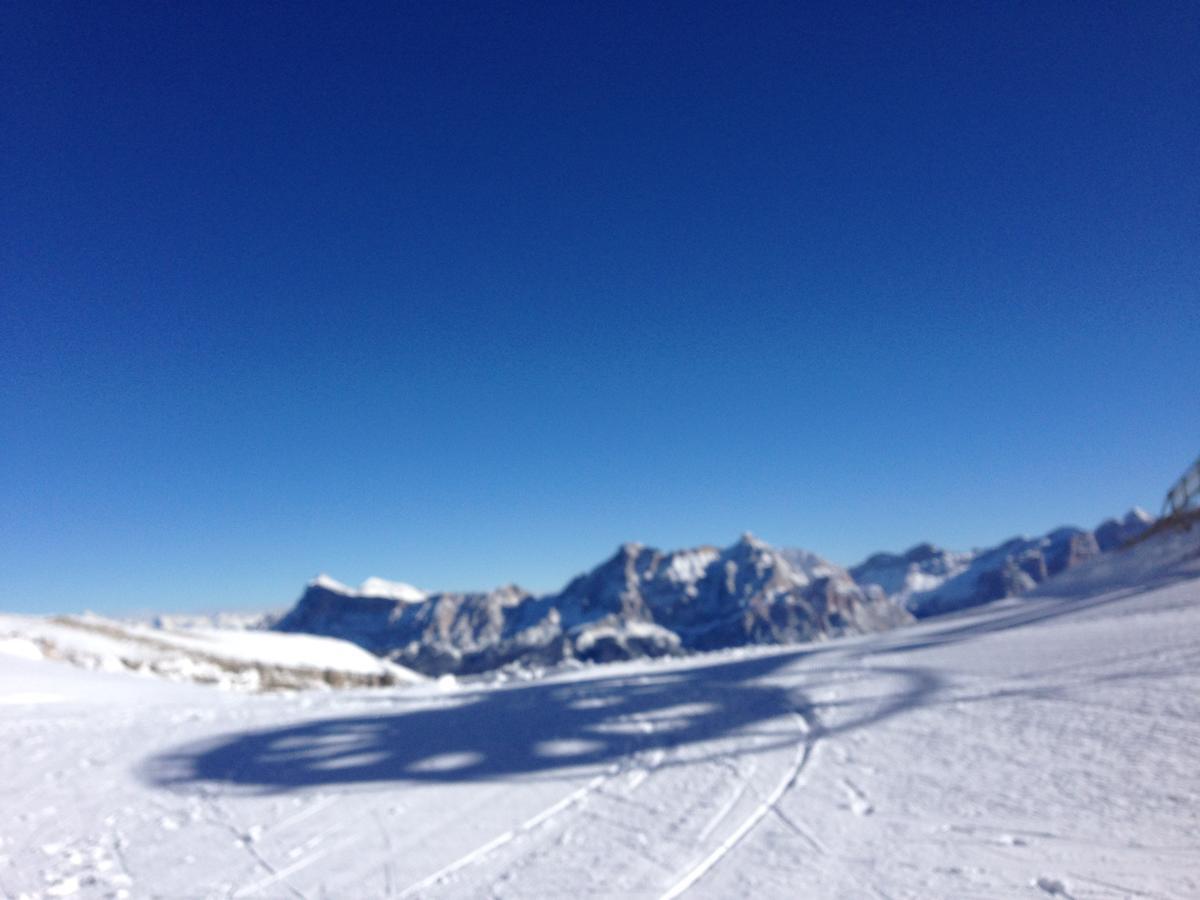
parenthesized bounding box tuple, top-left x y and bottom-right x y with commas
(2, 528, 1198, 899)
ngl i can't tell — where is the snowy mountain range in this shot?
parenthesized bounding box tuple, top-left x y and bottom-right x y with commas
(275, 534, 910, 675)
(276, 510, 1154, 675)
(851, 508, 1154, 617)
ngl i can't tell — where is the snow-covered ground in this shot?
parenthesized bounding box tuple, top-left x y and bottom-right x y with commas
(2, 527, 1198, 898)
(0, 614, 421, 692)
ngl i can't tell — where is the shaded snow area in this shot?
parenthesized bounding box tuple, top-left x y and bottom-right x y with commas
(2, 528, 1199, 898)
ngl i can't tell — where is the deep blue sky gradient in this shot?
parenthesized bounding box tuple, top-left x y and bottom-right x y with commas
(3, 2, 1198, 613)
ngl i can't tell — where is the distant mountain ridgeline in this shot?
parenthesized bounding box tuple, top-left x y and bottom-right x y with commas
(275, 534, 909, 676)
(274, 510, 1153, 675)
(851, 508, 1153, 617)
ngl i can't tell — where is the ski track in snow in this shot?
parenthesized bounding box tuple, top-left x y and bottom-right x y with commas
(393, 770, 614, 899)
(694, 757, 758, 843)
(396, 697, 685, 897)
(403, 682, 818, 899)
(659, 710, 813, 899)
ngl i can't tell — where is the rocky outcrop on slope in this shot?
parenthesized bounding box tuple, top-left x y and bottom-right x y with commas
(275, 534, 912, 675)
(273, 579, 546, 675)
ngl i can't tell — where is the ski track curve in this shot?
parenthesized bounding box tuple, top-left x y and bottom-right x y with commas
(394, 675, 817, 899)
(394, 705, 671, 898)
(393, 771, 612, 899)
(694, 757, 759, 844)
(658, 708, 815, 900)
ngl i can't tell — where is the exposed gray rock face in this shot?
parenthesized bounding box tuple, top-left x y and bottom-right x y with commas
(277, 509, 1155, 669)
(273, 582, 553, 676)
(275, 534, 911, 675)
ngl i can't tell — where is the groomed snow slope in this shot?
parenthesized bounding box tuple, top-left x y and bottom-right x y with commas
(2, 526, 1198, 898)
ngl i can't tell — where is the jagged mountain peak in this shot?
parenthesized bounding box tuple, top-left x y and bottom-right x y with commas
(278, 534, 909, 675)
(903, 542, 945, 563)
(1095, 508, 1156, 553)
(719, 532, 791, 574)
(279, 508, 1152, 675)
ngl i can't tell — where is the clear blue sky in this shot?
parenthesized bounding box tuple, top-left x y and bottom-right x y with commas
(2, 2, 1197, 614)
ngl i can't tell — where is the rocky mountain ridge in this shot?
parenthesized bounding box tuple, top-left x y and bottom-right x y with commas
(850, 508, 1154, 617)
(275, 534, 909, 675)
(274, 509, 1154, 674)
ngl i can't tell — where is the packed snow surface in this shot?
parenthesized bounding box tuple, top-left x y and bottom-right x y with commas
(2, 527, 1198, 897)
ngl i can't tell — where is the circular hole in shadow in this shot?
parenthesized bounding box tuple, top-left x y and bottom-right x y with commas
(406, 751, 485, 774)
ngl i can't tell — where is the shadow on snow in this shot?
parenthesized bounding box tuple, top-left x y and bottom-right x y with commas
(142, 575, 1183, 794)
(142, 652, 826, 793)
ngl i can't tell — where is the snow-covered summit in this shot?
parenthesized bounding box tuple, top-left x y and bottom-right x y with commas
(357, 577, 427, 602)
(310, 573, 427, 603)
(1094, 506, 1155, 552)
(1127, 505, 1153, 524)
